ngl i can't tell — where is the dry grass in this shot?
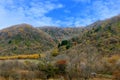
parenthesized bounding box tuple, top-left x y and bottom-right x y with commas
(108, 55, 120, 64)
(0, 77, 6, 80)
(0, 77, 112, 80)
(0, 53, 46, 60)
(92, 78, 112, 80)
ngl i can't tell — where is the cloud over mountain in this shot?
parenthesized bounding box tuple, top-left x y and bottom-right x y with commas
(0, 0, 120, 29)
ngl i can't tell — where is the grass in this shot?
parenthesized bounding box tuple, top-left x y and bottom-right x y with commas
(0, 53, 46, 60)
(92, 78, 112, 80)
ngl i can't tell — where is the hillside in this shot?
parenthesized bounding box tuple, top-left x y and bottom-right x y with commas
(0, 24, 55, 56)
(48, 15, 120, 80)
(39, 27, 83, 42)
(70, 15, 120, 55)
(57, 15, 120, 54)
(0, 15, 120, 80)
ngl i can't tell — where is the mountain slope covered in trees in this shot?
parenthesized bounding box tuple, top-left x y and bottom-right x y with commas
(0, 15, 120, 80)
(48, 15, 120, 80)
(70, 15, 120, 55)
(0, 15, 120, 56)
(39, 27, 83, 42)
(0, 24, 55, 56)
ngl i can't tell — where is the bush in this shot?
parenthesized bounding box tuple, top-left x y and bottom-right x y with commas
(56, 60, 67, 74)
(51, 48, 59, 56)
(58, 40, 72, 49)
(113, 70, 120, 80)
(38, 62, 58, 79)
(61, 40, 69, 46)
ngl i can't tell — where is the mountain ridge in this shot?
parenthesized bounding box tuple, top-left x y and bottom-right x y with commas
(0, 23, 55, 56)
(0, 15, 120, 56)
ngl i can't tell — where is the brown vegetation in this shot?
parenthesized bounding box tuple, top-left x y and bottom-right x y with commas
(0, 15, 120, 80)
(0, 23, 55, 56)
(0, 54, 44, 60)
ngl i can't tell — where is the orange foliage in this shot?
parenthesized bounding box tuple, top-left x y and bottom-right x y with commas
(56, 60, 67, 65)
(108, 55, 120, 64)
(112, 70, 120, 80)
(0, 54, 41, 60)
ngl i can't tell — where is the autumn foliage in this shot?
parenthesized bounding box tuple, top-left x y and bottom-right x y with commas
(113, 70, 120, 80)
(0, 54, 41, 60)
(56, 60, 67, 65)
(108, 55, 120, 64)
(56, 60, 67, 74)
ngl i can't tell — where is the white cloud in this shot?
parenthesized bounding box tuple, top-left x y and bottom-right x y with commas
(0, 0, 63, 29)
(71, 0, 120, 26)
(92, 0, 120, 20)
(0, 0, 120, 29)
(74, 18, 93, 26)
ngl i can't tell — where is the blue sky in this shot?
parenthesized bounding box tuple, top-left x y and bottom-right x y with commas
(0, 0, 120, 29)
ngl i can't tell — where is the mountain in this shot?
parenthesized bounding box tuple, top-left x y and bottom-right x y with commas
(59, 15, 120, 57)
(50, 15, 120, 80)
(0, 15, 120, 56)
(0, 15, 120, 80)
(39, 27, 83, 42)
(0, 24, 55, 56)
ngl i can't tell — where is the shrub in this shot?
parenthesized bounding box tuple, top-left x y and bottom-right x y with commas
(51, 48, 59, 56)
(56, 60, 67, 74)
(108, 55, 120, 64)
(61, 40, 68, 46)
(113, 70, 120, 80)
(58, 40, 72, 49)
(10, 72, 21, 80)
(38, 62, 58, 79)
